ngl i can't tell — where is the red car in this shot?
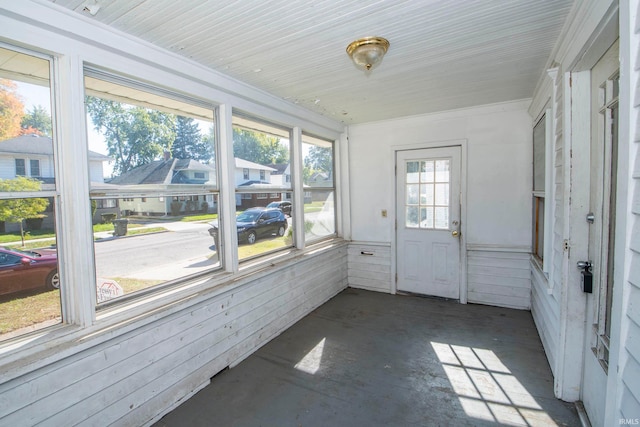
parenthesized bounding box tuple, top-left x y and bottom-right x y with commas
(0, 246, 59, 297)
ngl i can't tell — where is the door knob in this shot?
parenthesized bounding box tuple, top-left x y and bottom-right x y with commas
(452, 230, 459, 237)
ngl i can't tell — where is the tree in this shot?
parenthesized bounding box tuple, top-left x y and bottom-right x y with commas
(304, 145, 332, 173)
(233, 128, 288, 165)
(0, 79, 25, 141)
(85, 97, 176, 174)
(0, 177, 49, 246)
(303, 145, 332, 184)
(21, 105, 52, 137)
(172, 116, 213, 162)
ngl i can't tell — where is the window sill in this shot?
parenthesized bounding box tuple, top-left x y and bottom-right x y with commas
(0, 238, 348, 384)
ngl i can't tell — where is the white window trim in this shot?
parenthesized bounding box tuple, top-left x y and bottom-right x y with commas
(0, 31, 344, 367)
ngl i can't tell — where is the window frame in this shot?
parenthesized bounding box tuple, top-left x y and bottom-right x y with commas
(0, 36, 343, 366)
(301, 132, 337, 245)
(30, 159, 41, 177)
(83, 67, 223, 307)
(15, 158, 26, 176)
(532, 109, 553, 274)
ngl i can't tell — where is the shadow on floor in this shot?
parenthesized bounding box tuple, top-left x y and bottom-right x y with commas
(155, 288, 579, 427)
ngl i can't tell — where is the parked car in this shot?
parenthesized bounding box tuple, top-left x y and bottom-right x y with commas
(266, 200, 292, 216)
(0, 246, 59, 297)
(209, 207, 288, 244)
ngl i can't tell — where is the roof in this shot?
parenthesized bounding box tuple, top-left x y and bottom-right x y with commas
(238, 180, 272, 187)
(108, 158, 214, 185)
(174, 159, 215, 172)
(235, 158, 277, 172)
(0, 135, 111, 161)
(266, 164, 289, 175)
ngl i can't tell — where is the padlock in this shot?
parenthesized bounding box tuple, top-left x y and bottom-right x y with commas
(581, 269, 593, 293)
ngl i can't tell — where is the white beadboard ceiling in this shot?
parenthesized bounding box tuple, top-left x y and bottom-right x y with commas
(46, 0, 573, 124)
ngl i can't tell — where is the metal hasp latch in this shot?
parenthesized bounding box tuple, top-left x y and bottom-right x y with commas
(577, 261, 593, 293)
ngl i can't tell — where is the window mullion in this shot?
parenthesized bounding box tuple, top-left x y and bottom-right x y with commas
(55, 54, 96, 326)
(291, 127, 305, 250)
(218, 104, 239, 272)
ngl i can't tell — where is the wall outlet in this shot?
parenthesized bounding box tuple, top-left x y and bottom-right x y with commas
(381, 209, 387, 218)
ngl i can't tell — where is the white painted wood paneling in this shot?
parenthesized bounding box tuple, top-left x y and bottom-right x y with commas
(467, 249, 531, 309)
(0, 244, 348, 426)
(530, 64, 564, 377)
(348, 242, 392, 293)
(349, 101, 532, 246)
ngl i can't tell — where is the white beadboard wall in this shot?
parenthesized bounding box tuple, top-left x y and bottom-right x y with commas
(0, 243, 348, 426)
(348, 242, 392, 293)
(466, 247, 531, 309)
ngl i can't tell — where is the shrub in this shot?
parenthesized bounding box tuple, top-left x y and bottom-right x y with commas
(101, 213, 117, 224)
(170, 201, 182, 216)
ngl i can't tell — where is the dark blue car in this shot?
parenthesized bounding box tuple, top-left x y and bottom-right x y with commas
(209, 207, 288, 245)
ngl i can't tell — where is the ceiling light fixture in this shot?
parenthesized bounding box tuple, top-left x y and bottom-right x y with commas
(346, 37, 390, 72)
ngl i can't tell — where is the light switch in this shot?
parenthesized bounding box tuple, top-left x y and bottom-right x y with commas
(381, 209, 387, 218)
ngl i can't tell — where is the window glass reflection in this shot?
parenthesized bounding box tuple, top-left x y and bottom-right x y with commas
(0, 46, 61, 341)
(92, 194, 220, 302)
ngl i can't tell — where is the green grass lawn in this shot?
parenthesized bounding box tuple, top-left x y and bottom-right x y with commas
(0, 290, 62, 335)
(238, 236, 290, 259)
(0, 230, 56, 244)
(180, 213, 218, 222)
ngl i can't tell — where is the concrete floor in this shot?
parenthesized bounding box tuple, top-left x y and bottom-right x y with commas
(155, 288, 579, 426)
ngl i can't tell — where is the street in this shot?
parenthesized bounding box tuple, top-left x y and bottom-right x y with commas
(94, 221, 218, 281)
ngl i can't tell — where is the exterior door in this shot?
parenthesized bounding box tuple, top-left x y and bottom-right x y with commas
(581, 39, 619, 426)
(396, 147, 461, 299)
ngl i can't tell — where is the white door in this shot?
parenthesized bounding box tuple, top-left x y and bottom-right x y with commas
(581, 39, 619, 426)
(396, 147, 461, 299)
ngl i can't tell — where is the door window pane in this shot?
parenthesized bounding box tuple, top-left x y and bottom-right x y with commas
(405, 158, 450, 230)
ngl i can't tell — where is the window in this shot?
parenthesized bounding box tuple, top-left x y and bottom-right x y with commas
(0, 46, 61, 342)
(30, 159, 40, 177)
(96, 199, 117, 209)
(84, 70, 219, 304)
(15, 159, 25, 176)
(233, 114, 292, 260)
(302, 134, 335, 242)
(532, 113, 547, 263)
(194, 172, 205, 179)
(243, 168, 249, 180)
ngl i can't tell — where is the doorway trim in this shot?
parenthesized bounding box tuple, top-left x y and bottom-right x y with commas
(555, 2, 620, 409)
(390, 139, 468, 303)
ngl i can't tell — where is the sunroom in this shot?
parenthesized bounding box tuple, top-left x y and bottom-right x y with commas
(0, 1, 638, 426)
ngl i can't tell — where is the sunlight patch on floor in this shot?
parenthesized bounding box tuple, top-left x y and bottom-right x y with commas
(294, 337, 326, 375)
(432, 342, 557, 426)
